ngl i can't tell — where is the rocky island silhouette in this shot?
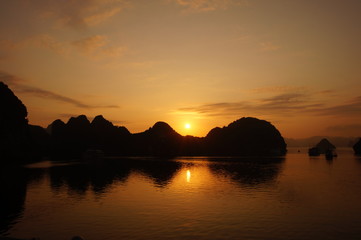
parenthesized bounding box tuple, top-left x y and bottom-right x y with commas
(353, 138, 361, 155)
(1, 81, 288, 161)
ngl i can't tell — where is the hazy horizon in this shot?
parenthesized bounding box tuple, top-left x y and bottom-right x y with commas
(1, 0, 361, 138)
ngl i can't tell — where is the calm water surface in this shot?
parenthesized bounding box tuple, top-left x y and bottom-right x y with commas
(1, 148, 361, 240)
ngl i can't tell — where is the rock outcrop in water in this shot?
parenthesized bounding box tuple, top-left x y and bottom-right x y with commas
(132, 122, 183, 156)
(315, 138, 336, 153)
(353, 138, 361, 155)
(308, 138, 336, 156)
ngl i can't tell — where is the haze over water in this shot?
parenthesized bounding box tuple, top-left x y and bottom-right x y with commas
(1, 148, 361, 240)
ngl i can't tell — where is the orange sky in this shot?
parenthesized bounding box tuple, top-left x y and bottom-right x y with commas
(1, 0, 361, 138)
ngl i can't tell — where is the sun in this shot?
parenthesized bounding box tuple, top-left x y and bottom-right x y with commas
(185, 123, 191, 129)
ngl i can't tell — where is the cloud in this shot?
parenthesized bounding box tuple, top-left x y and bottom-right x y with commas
(177, 92, 322, 117)
(249, 86, 308, 94)
(177, 90, 361, 119)
(72, 35, 126, 58)
(31, 34, 69, 55)
(73, 35, 108, 54)
(0, 71, 119, 109)
(326, 124, 361, 133)
(173, 0, 247, 12)
(0, 71, 24, 85)
(1, 34, 125, 59)
(314, 96, 361, 116)
(259, 42, 281, 52)
(84, 7, 123, 26)
(28, 0, 128, 29)
(0, 34, 68, 56)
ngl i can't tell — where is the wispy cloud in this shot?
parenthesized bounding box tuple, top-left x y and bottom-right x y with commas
(249, 86, 308, 94)
(0, 34, 68, 56)
(0, 71, 119, 109)
(326, 124, 361, 133)
(314, 96, 361, 116)
(0, 71, 24, 85)
(176, 90, 361, 119)
(73, 35, 108, 54)
(72, 35, 126, 58)
(0, 34, 125, 59)
(173, 0, 248, 12)
(84, 7, 123, 26)
(259, 42, 281, 52)
(177, 92, 322, 117)
(29, 0, 128, 29)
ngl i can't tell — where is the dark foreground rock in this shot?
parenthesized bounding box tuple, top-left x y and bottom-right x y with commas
(0, 82, 48, 162)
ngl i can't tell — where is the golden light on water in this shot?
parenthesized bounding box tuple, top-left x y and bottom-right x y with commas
(186, 170, 191, 183)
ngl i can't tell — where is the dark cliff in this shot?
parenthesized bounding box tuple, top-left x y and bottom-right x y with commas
(0, 82, 48, 161)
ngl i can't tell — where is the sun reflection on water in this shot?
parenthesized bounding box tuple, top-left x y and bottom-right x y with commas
(186, 170, 191, 183)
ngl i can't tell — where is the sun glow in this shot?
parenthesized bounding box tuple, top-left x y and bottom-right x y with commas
(185, 123, 191, 129)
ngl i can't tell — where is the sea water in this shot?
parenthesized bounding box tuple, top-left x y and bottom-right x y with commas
(1, 148, 361, 240)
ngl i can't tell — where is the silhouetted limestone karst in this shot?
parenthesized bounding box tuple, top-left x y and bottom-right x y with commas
(47, 115, 131, 157)
(47, 119, 66, 136)
(353, 138, 361, 155)
(91, 115, 113, 130)
(47, 119, 67, 156)
(2, 81, 288, 160)
(179, 135, 205, 156)
(205, 117, 287, 156)
(132, 121, 183, 156)
(315, 138, 336, 154)
(90, 115, 131, 155)
(67, 115, 91, 135)
(0, 82, 28, 130)
(46, 115, 92, 156)
(0, 82, 28, 159)
(46, 116, 287, 158)
(27, 124, 50, 156)
(0, 82, 48, 161)
(308, 138, 336, 156)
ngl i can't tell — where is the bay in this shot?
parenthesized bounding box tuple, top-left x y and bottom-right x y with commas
(1, 148, 361, 240)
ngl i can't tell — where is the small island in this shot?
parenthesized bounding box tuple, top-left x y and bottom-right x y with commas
(308, 138, 337, 158)
(353, 138, 361, 155)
